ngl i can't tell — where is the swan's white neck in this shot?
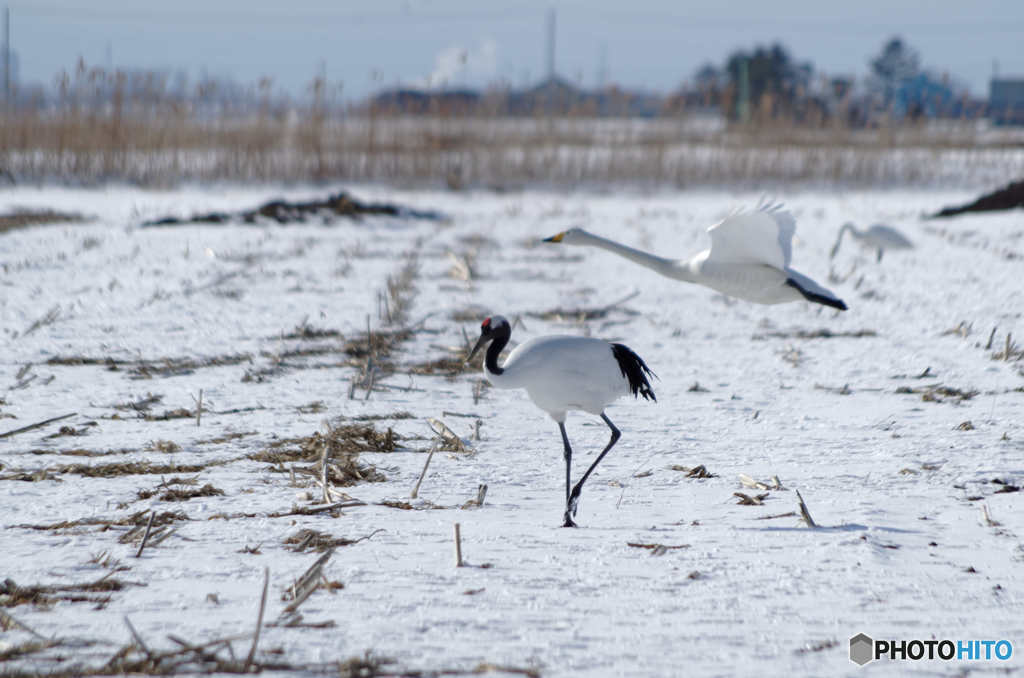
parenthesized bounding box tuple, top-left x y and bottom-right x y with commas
(572, 230, 691, 281)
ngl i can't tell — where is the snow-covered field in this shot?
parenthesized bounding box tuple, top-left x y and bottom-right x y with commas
(1, 183, 1022, 676)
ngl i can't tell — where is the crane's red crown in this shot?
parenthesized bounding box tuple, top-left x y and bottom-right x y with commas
(481, 317, 491, 330)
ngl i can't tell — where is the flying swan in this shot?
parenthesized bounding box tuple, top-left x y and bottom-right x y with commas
(544, 203, 847, 310)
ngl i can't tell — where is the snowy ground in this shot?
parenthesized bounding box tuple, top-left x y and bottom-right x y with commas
(1, 183, 1022, 677)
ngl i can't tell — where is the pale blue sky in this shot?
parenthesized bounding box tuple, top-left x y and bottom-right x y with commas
(8, 0, 1024, 99)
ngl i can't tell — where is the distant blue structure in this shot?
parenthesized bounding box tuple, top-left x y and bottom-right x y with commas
(990, 78, 1024, 125)
(891, 72, 958, 119)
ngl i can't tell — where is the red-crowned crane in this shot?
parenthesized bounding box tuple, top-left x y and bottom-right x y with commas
(468, 316, 656, 527)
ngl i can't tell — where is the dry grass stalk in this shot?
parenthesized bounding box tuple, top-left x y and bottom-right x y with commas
(0, 608, 46, 638)
(472, 379, 487, 404)
(284, 528, 382, 553)
(669, 464, 717, 478)
(733, 492, 769, 506)
(22, 305, 62, 337)
(16, 509, 189, 533)
(795, 489, 818, 528)
(134, 511, 157, 558)
(0, 412, 77, 439)
(739, 474, 786, 490)
(752, 328, 877, 340)
(243, 567, 269, 672)
(461, 484, 488, 509)
(755, 511, 798, 520)
(981, 504, 1001, 527)
(992, 332, 1022, 362)
(281, 549, 335, 617)
(382, 254, 419, 328)
(454, 523, 464, 567)
(1, 575, 140, 609)
(942, 320, 972, 338)
(47, 458, 231, 478)
(739, 474, 770, 490)
(137, 479, 224, 502)
(626, 542, 690, 552)
(894, 383, 979, 403)
(253, 423, 395, 484)
(527, 289, 641, 322)
(319, 438, 331, 504)
(428, 417, 471, 453)
(446, 251, 475, 281)
(410, 448, 436, 499)
(123, 616, 152, 660)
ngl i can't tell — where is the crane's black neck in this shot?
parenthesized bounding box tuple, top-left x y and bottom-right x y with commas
(484, 324, 510, 376)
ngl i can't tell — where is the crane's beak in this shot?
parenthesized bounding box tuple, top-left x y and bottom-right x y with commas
(542, 232, 565, 243)
(466, 335, 489, 363)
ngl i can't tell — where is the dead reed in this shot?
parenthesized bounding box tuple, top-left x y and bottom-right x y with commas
(2, 64, 1020, 188)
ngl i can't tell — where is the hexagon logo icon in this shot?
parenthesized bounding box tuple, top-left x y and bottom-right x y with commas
(849, 633, 874, 665)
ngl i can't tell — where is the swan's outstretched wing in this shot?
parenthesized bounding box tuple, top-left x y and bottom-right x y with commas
(706, 203, 795, 268)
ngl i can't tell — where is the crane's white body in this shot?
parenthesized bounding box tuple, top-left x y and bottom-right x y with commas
(547, 204, 843, 307)
(484, 335, 631, 422)
(467, 315, 655, 527)
(831, 222, 914, 261)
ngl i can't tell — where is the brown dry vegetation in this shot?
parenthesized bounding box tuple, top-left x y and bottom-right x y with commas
(2, 64, 1022, 188)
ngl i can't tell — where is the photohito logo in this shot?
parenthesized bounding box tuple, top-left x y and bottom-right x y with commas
(849, 634, 1013, 666)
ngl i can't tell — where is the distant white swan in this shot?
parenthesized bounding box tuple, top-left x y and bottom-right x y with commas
(830, 222, 914, 262)
(544, 203, 847, 310)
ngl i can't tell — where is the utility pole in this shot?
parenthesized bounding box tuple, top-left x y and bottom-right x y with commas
(3, 6, 10, 105)
(738, 57, 750, 124)
(546, 8, 555, 81)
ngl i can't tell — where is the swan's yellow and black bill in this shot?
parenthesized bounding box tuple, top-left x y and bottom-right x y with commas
(466, 335, 489, 363)
(543, 232, 565, 243)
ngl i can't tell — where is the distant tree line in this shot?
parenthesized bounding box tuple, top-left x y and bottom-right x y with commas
(690, 36, 974, 125)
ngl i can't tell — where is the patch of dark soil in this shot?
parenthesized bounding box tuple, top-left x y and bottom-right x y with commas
(931, 179, 1024, 218)
(141, 191, 443, 227)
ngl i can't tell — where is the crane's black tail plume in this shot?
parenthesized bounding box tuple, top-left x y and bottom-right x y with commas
(610, 343, 657, 402)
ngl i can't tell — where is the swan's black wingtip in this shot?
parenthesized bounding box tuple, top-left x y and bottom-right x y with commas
(785, 278, 848, 311)
(610, 343, 657, 402)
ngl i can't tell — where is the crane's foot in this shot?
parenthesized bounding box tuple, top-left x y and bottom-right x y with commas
(562, 493, 581, 527)
(567, 486, 582, 517)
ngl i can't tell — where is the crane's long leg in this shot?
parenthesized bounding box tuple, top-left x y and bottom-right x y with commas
(558, 422, 576, 528)
(566, 413, 620, 521)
